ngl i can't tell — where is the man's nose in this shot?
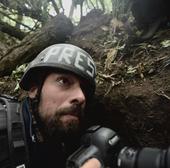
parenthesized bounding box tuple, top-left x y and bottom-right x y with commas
(70, 86, 86, 105)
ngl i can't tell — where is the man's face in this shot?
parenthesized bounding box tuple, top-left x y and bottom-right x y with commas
(29, 72, 86, 137)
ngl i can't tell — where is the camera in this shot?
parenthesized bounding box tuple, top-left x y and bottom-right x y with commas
(67, 126, 170, 168)
(66, 125, 121, 168)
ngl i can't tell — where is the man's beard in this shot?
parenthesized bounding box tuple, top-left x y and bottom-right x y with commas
(39, 104, 85, 141)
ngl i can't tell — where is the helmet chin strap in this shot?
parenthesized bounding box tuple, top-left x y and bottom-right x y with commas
(28, 74, 49, 143)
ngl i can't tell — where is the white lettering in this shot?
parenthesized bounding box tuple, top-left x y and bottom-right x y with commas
(16, 164, 25, 168)
(44, 47, 60, 62)
(75, 51, 85, 71)
(86, 57, 95, 77)
(58, 47, 74, 64)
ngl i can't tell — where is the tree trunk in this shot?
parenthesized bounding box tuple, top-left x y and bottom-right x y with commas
(0, 14, 73, 77)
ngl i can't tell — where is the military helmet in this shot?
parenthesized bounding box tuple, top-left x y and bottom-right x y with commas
(19, 43, 96, 94)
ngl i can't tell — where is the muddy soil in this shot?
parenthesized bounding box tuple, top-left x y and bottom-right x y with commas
(71, 12, 170, 148)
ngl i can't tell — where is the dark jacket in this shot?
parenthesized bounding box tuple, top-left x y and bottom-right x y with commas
(22, 98, 67, 168)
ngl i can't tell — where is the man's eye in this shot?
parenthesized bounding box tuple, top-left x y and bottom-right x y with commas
(56, 77, 70, 86)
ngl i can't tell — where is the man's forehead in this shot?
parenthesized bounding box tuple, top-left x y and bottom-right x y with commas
(46, 70, 84, 81)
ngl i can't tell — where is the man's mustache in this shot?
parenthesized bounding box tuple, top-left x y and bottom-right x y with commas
(56, 104, 84, 117)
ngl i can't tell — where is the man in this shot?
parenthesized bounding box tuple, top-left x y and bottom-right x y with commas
(19, 43, 98, 168)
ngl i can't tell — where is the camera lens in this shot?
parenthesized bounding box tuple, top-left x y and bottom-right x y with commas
(117, 147, 138, 168)
(117, 147, 167, 168)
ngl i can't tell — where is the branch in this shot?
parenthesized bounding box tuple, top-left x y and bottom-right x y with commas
(88, 0, 96, 9)
(0, 20, 26, 40)
(0, 10, 33, 31)
(50, 0, 60, 14)
(0, 1, 47, 22)
(99, 0, 105, 12)
(59, 0, 65, 13)
(69, 0, 75, 19)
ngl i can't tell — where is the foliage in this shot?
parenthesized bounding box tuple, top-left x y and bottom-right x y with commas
(0, 0, 130, 38)
(11, 64, 28, 91)
(161, 40, 170, 48)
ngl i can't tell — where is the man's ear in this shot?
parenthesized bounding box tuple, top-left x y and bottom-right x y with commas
(28, 86, 38, 98)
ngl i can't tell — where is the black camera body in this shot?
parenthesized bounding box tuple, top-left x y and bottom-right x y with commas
(66, 125, 120, 168)
(67, 126, 170, 168)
